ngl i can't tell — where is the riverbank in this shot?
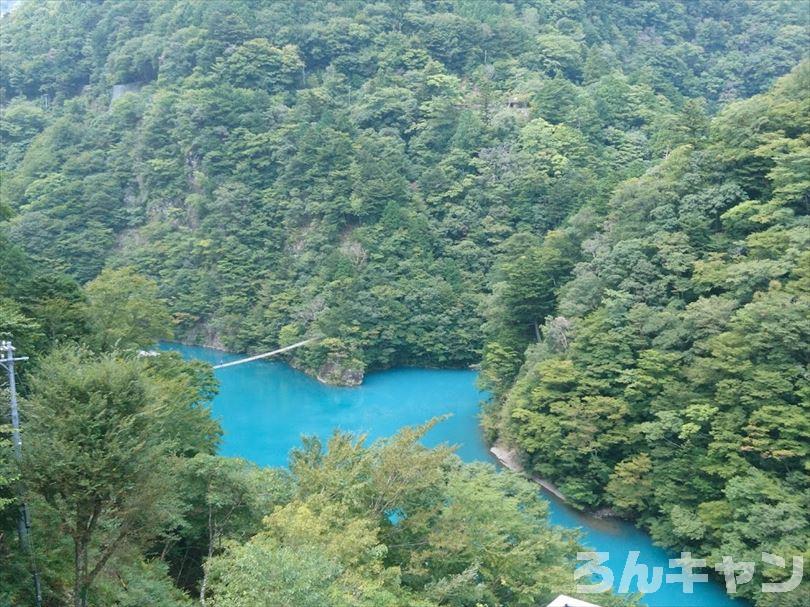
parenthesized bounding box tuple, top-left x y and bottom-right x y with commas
(490, 441, 620, 520)
(166, 337, 486, 388)
(166, 342, 749, 607)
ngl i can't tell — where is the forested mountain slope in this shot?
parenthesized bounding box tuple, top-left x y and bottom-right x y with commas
(482, 63, 809, 607)
(2, 0, 806, 380)
(2, 2, 809, 606)
(3, 247, 639, 607)
(1, 234, 640, 607)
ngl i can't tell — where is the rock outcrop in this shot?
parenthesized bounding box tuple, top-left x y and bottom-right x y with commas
(316, 353, 364, 386)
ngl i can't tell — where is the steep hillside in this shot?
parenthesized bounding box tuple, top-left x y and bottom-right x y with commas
(482, 63, 809, 607)
(2, 0, 806, 380)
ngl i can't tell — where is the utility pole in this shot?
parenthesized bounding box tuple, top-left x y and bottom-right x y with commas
(1, 340, 42, 607)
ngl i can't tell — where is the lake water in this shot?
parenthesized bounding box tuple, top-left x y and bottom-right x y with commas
(164, 343, 746, 607)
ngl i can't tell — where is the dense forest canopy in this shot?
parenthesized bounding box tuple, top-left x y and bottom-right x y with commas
(1, 0, 806, 380)
(1, 234, 636, 604)
(481, 62, 810, 607)
(1, 1, 808, 606)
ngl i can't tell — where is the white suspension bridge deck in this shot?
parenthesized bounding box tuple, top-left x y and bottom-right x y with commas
(212, 338, 318, 369)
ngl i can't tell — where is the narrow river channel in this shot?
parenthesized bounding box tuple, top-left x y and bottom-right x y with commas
(164, 343, 747, 607)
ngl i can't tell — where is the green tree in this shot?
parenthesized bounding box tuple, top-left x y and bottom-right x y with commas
(178, 455, 290, 605)
(22, 350, 196, 607)
(0, 425, 15, 512)
(486, 63, 810, 606)
(209, 423, 635, 607)
(221, 39, 303, 92)
(85, 267, 172, 352)
(491, 230, 577, 343)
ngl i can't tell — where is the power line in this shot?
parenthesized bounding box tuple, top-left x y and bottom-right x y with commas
(1, 340, 42, 607)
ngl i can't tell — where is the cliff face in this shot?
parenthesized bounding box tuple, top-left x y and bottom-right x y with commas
(316, 352, 364, 387)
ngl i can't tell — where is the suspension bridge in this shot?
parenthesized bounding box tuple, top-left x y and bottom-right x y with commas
(212, 338, 319, 369)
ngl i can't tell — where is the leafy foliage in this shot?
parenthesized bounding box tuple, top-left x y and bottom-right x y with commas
(1, 0, 805, 380)
(485, 63, 810, 606)
(207, 424, 634, 607)
(0, 2, 807, 605)
(21, 349, 220, 607)
(84, 267, 173, 351)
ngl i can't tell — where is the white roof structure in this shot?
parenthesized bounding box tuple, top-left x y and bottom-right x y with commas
(546, 595, 604, 607)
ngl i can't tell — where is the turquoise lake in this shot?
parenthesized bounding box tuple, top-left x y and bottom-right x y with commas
(164, 343, 746, 607)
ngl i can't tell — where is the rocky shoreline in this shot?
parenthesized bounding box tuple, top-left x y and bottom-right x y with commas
(489, 442, 618, 519)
